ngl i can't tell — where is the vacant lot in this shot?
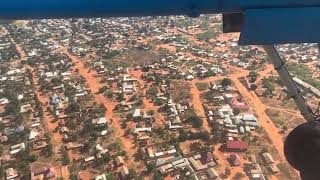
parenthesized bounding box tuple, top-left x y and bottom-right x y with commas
(102, 49, 160, 69)
(195, 82, 209, 91)
(170, 80, 192, 103)
(265, 108, 293, 128)
(260, 97, 297, 111)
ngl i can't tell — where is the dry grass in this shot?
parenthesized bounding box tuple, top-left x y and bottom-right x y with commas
(265, 108, 293, 128)
(170, 80, 192, 103)
(102, 49, 160, 69)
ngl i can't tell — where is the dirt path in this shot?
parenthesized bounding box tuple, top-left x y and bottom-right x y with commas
(190, 76, 225, 132)
(230, 74, 301, 177)
(225, 60, 299, 175)
(190, 82, 210, 132)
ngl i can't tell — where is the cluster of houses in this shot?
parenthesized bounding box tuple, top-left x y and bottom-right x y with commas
(261, 152, 279, 175)
(0, 67, 57, 180)
(205, 82, 259, 144)
(201, 81, 281, 179)
(0, 32, 20, 62)
(142, 145, 219, 179)
(90, 154, 130, 180)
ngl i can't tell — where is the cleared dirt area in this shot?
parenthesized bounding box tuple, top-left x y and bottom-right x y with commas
(260, 97, 298, 111)
(265, 109, 294, 128)
(170, 80, 192, 103)
(179, 140, 204, 155)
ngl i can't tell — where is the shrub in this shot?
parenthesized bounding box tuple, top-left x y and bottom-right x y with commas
(221, 78, 232, 87)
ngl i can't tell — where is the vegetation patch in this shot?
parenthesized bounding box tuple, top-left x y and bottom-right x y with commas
(170, 80, 192, 103)
(277, 163, 293, 180)
(287, 62, 320, 89)
(265, 108, 293, 129)
(196, 30, 218, 42)
(195, 82, 209, 91)
(183, 110, 203, 128)
(102, 49, 160, 70)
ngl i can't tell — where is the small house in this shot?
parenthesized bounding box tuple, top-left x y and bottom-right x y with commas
(226, 140, 248, 152)
(84, 156, 96, 164)
(31, 167, 56, 180)
(262, 152, 275, 164)
(10, 143, 26, 155)
(115, 156, 124, 166)
(95, 174, 107, 180)
(207, 168, 218, 179)
(132, 109, 142, 118)
(92, 117, 108, 126)
(229, 154, 241, 166)
(6, 168, 18, 180)
(268, 164, 279, 174)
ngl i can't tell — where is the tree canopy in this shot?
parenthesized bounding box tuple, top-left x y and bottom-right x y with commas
(221, 78, 232, 87)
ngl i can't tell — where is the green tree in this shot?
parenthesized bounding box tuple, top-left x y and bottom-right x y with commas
(106, 90, 113, 98)
(250, 84, 257, 91)
(262, 78, 275, 91)
(61, 146, 70, 165)
(233, 108, 241, 115)
(0, 146, 3, 156)
(203, 91, 215, 102)
(221, 78, 232, 87)
(0, 167, 4, 180)
(233, 172, 245, 180)
(128, 168, 137, 179)
(249, 71, 259, 82)
(147, 110, 155, 116)
(186, 112, 203, 128)
(65, 102, 80, 114)
(263, 89, 273, 97)
(198, 131, 210, 141)
(0, 122, 5, 131)
(47, 144, 53, 156)
(153, 171, 163, 180)
(17, 161, 31, 179)
(98, 86, 108, 94)
(70, 174, 78, 180)
(147, 87, 158, 98)
(154, 99, 162, 106)
(105, 172, 116, 180)
(51, 78, 62, 86)
(117, 94, 125, 101)
(4, 99, 21, 116)
(187, 176, 197, 180)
